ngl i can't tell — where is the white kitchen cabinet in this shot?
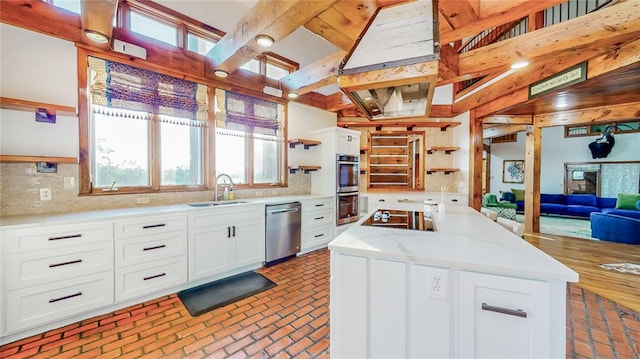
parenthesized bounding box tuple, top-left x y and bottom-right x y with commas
(188, 204, 265, 281)
(300, 197, 335, 253)
(309, 127, 361, 195)
(330, 252, 452, 358)
(113, 213, 188, 301)
(459, 271, 551, 359)
(1, 221, 114, 334)
(362, 192, 468, 213)
(336, 130, 360, 156)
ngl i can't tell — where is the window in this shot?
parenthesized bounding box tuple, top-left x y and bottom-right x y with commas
(130, 11, 178, 46)
(240, 59, 261, 74)
(215, 89, 285, 186)
(266, 63, 290, 80)
(85, 56, 207, 193)
(51, 0, 81, 14)
(565, 120, 640, 138)
(187, 32, 216, 55)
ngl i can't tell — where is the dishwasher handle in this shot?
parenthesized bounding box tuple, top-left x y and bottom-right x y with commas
(267, 207, 300, 215)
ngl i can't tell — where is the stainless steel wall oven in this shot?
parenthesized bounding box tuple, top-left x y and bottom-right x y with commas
(337, 192, 359, 225)
(336, 154, 359, 193)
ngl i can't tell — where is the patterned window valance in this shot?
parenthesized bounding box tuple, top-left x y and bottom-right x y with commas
(216, 90, 281, 135)
(88, 56, 207, 125)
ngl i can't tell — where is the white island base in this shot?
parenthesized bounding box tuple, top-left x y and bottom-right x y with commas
(329, 206, 578, 358)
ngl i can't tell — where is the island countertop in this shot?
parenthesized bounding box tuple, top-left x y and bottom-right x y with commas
(329, 205, 579, 282)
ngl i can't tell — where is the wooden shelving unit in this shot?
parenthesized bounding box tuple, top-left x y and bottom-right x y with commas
(426, 146, 460, 154)
(426, 168, 459, 175)
(0, 97, 77, 117)
(288, 138, 321, 149)
(288, 165, 321, 174)
(339, 121, 461, 131)
(0, 155, 78, 164)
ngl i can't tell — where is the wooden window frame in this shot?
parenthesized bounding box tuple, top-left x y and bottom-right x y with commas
(564, 120, 640, 138)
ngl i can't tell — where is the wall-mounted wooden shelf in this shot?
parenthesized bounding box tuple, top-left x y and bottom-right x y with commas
(0, 97, 77, 117)
(339, 121, 461, 131)
(360, 147, 370, 154)
(426, 146, 460, 154)
(288, 139, 321, 149)
(426, 168, 459, 175)
(0, 155, 78, 164)
(288, 165, 321, 174)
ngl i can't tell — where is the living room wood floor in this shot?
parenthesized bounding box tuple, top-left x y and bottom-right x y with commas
(1, 237, 639, 359)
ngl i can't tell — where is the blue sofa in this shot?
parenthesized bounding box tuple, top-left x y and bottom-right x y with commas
(502, 193, 640, 219)
(590, 213, 640, 244)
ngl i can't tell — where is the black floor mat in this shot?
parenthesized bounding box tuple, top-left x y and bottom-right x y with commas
(178, 271, 276, 317)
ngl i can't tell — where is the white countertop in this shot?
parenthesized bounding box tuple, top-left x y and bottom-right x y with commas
(329, 206, 579, 282)
(0, 194, 331, 228)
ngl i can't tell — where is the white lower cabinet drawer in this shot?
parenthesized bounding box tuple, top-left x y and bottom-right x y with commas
(2, 222, 113, 253)
(114, 214, 187, 239)
(115, 232, 187, 267)
(6, 271, 114, 332)
(303, 208, 333, 227)
(302, 225, 334, 250)
(5, 242, 114, 290)
(115, 256, 187, 301)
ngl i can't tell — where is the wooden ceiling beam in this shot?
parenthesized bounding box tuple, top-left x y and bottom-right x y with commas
(280, 51, 345, 95)
(483, 115, 532, 125)
(534, 102, 640, 128)
(437, 43, 459, 85)
(474, 89, 529, 119)
(454, 45, 610, 114)
(0, 0, 82, 42)
(588, 39, 640, 79)
(326, 92, 353, 112)
(440, 0, 566, 44)
(304, 17, 354, 51)
(438, 0, 478, 30)
(483, 124, 528, 138)
(458, 1, 640, 75)
(80, 0, 117, 48)
(293, 92, 328, 109)
(205, 0, 338, 76)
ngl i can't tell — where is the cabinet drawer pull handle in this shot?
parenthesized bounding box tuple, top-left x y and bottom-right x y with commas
(49, 259, 83, 268)
(481, 302, 527, 318)
(378, 199, 385, 202)
(314, 216, 324, 220)
(144, 273, 166, 281)
(227, 226, 231, 238)
(232, 226, 236, 237)
(314, 234, 324, 238)
(451, 199, 458, 202)
(142, 224, 166, 229)
(49, 292, 82, 303)
(397, 199, 409, 203)
(143, 245, 166, 251)
(48, 234, 82, 241)
(315, 204, 325, 207)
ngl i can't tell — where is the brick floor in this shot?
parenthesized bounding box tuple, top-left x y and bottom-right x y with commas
(1, 248, 639, 358)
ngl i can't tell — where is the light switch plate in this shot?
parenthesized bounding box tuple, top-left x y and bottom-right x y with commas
(64, 177, 75, 189)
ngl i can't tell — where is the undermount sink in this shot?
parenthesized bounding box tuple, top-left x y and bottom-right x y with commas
(188, 201, 247, 207)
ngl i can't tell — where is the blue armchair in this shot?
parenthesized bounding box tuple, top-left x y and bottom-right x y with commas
(590, 212, 640, 245)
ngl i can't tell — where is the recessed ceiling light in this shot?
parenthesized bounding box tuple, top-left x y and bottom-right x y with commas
(255, 34, 274, 48)
(84, 29, 109, 43)
(214, 69, 229, 78)
(364, 96, 373, 101)
(287, 92, 299, 99)
(555, 102, 568, 108)
(511, 60, 529, 69)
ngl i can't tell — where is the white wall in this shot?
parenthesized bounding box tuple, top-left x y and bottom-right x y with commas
(287, 101, 337, 167)
(490, 126, 640, 195)
(0, 24, 78, 157)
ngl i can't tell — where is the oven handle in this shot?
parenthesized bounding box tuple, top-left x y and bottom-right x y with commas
(337, 192, 359, 197)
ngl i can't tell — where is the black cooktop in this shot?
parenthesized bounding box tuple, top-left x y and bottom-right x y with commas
(361, 209, 434, 231)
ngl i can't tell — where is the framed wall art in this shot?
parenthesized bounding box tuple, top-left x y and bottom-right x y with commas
(503, 160, 524, 183)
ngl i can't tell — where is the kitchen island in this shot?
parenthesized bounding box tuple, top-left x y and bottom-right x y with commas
(329, 205, 578, 359)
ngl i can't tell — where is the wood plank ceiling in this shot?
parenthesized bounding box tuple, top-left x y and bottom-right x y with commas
(2, 0, 639, 131)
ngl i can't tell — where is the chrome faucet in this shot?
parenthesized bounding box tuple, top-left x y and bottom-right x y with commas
(214, 173, 234, 201)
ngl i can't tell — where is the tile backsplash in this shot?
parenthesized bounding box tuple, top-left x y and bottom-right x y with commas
(0, 163, 311, 217)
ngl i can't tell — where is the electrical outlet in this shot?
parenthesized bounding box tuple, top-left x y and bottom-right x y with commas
(40, 188, 52, 201)
(428, 269, 448, 301)
(63, 177, 75, 189)
(136, 197, 149, 204)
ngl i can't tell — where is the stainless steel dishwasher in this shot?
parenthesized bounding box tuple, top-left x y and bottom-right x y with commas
(265, 202, 302, 266)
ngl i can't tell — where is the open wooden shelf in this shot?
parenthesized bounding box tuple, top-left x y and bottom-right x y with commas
(0, 97, 77, 117)
(288, 139, 321, 149)
(426, 146, 461, 154)
(339, 121, 461, 131)
(0, 155, 78, 164)
(288, 165, 321, 174)
(360, 147, 370, 154)
(426, 167, 459, 175)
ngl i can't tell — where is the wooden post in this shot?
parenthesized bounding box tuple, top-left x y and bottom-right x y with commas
(469, 109, 483, 210)
(524, 125, 541, 233)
